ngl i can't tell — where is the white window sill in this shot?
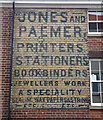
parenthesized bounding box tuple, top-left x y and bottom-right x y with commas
(88, 33, 103, 37)
(89, 105, 103, 109)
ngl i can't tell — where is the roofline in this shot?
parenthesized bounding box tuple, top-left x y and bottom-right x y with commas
(0, 1, 103, 8)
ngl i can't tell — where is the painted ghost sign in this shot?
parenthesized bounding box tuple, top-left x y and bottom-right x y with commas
(11, 9, 89, 109)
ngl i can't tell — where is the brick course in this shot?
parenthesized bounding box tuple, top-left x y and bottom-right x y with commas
(0, 7, 103, 120)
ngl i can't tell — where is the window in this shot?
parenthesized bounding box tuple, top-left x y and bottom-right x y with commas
(90, 59, 103, 106)
(88, 11, 103, 34)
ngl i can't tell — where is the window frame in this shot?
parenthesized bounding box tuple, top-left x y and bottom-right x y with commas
(90, 59, 103, 106)
(88, 11, 103, 35)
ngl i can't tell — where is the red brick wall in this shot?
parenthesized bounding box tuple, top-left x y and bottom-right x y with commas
(88, 37, 103, 59)
(88, 37, 103, 51)
(0, 8, 2, 120)
(10, 109, 103, 119)
(10, 109, 90, 119)
(1, 7, 103, 120)
(90, 110, 103, 119)
(0, 8, 12, 120)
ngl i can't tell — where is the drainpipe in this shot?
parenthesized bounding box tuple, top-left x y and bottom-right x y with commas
(8, 0, 15, 119)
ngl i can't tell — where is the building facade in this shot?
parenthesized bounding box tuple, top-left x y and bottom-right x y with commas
(0, 0, 103, 119)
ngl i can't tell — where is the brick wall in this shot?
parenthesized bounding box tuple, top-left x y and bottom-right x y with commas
(0, 7, 103, 120)
(0, 8, 2, 120)
(88, 37, 103, 58)
(10, 109, 103, 119)
(10, 109, 90, 119)
(0, 8, 12, 120)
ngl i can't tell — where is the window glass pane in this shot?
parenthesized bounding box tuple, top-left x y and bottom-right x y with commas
(101, 83, 103, 92)
(98, 23, 103, 32)
(102, 93, 103, 103)
(89, 14, 96, 21)
(100, 62, 103, 80)
(98, 12, 103, 20)
(92, 82, 100, 92)
(98, 15, 103, 21)
(91, 61, 99, 70)
(89, 23, 97, 32)
(91, 74, 97, 81)
(91, 72, 100, 80)
(101, 71, 103, 80)
(92, 94, 100, 103)
(100, 61, 103, 71)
